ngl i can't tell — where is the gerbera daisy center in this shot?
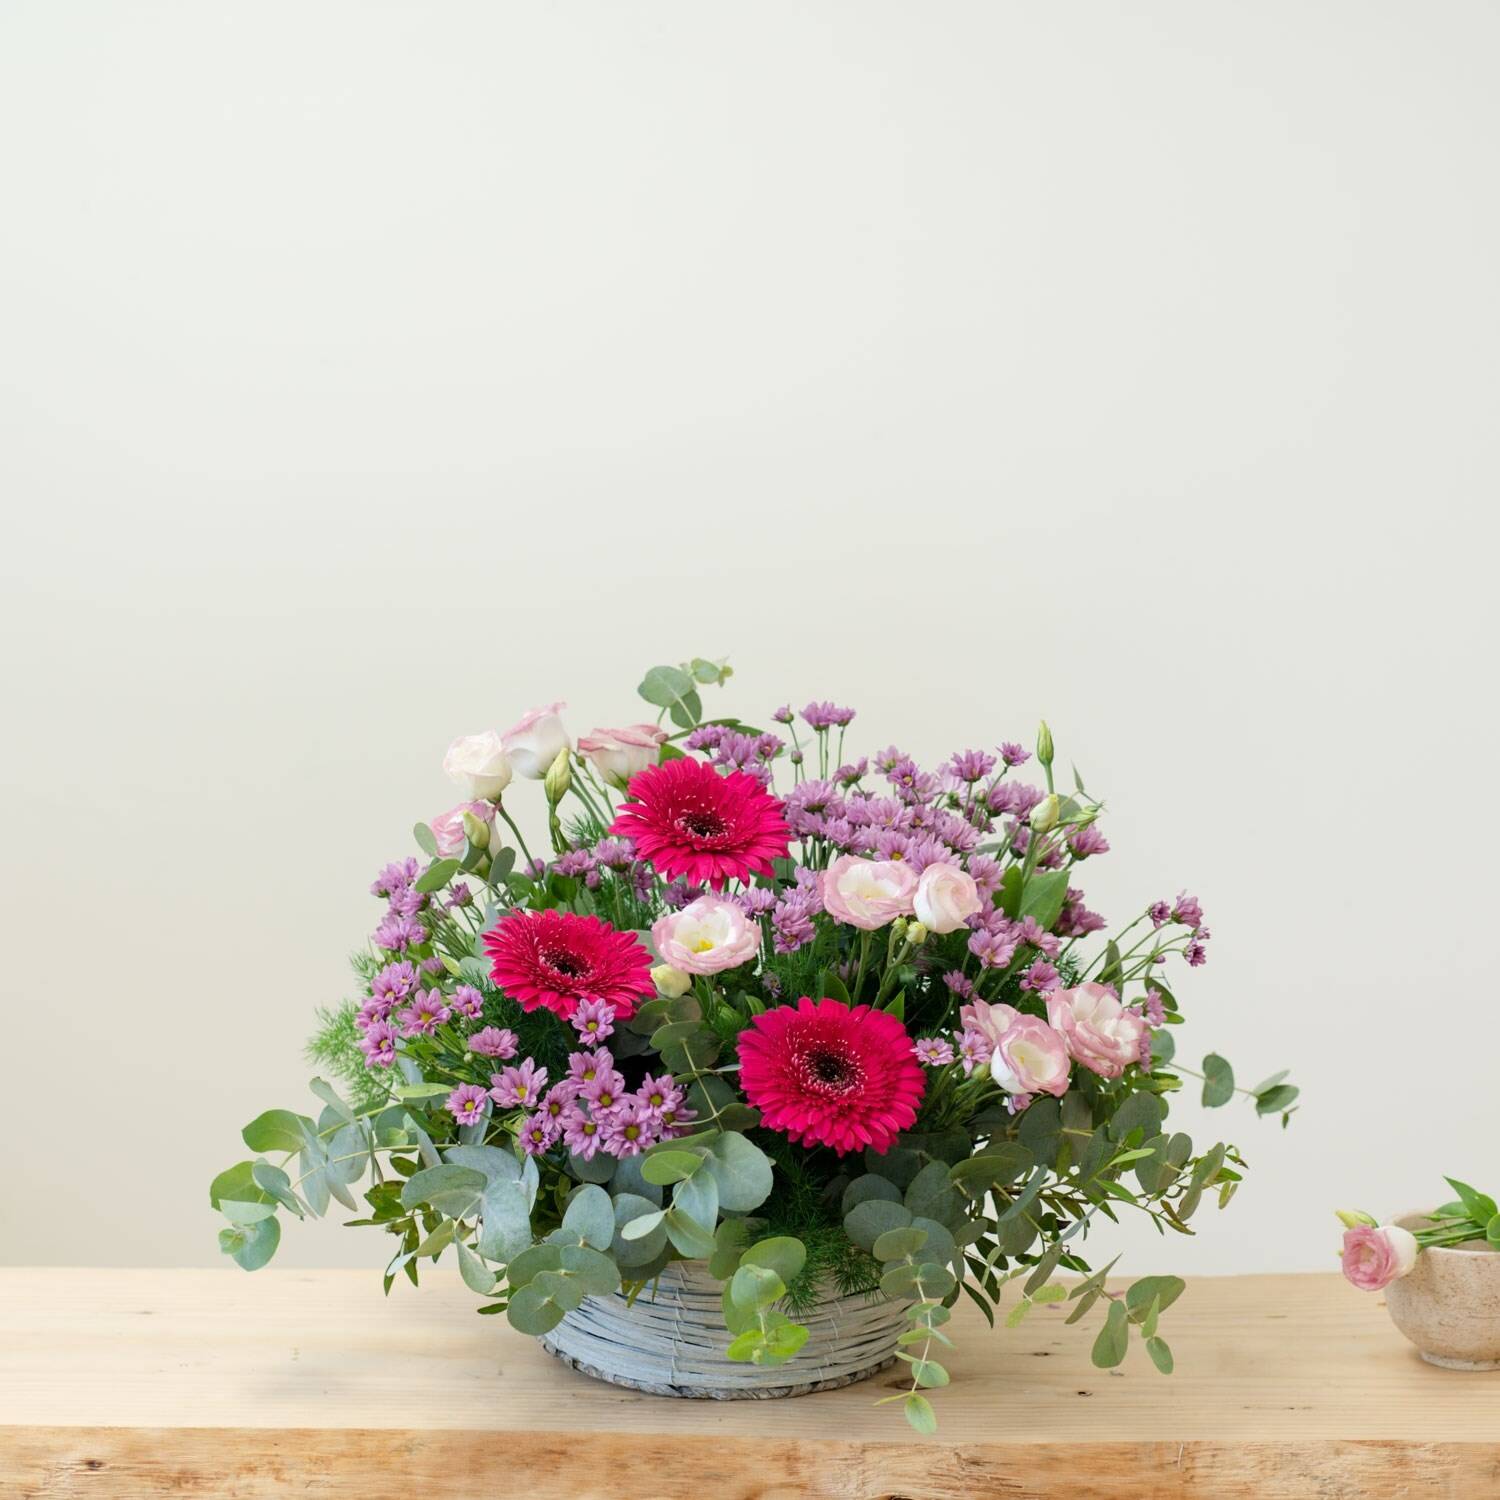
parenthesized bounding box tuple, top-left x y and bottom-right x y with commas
(677, 808, 728, 839)
(801, 1046, 864, 1094)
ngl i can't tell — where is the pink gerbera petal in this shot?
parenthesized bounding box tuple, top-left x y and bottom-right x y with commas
(481, 908, 654, 1022)
(608, 757, 791, 890)
(737, 997, 927, 1156)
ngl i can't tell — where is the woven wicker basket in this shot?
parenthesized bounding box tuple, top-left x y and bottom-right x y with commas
(540, 1260, 907, 1399)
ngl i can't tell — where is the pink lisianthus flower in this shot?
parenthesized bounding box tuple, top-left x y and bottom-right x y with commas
(429, 800, 497, 858)
(990, 1015, 1071, 1098)
(820, 855, 919, 931)
(1045, 982, 1148, 1080)
(578, 724, 669, 790)
(912, 862, 982, 934)
(502, 702, 571, 779)
(1340, 1224, 1419, 1291)
(958, 999, 1019, 1053)
(651, 895, 761, 975)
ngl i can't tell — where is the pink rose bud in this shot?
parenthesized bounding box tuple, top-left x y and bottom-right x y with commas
(1045, 983, 1148, 1080)
(1340, 1224, 1419, 1291)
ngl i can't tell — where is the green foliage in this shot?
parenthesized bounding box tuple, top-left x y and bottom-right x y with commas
(305, 1001, 389, 1113)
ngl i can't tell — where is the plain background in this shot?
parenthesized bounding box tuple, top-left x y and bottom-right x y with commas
(2, 2, 1496, 1280)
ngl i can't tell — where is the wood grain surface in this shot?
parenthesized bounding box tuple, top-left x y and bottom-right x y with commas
(2, 1268, 1496, 1498)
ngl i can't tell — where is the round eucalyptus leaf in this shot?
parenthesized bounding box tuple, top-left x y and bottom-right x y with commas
(561, 1183, 615, 1250)
(841, 1174, 903, 1216)
(872, 1225, 929, 1263)
(506, 1282, 566, 1336)
(703, 1132, 773, 1212)
(740, 1235, 806, 1288)
(844, 1198, 912, 1253)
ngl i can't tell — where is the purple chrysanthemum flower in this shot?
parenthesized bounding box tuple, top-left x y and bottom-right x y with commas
(355, 997, 391, 1030)
(801, 701, 855, 730)
(657, 1097, 698, 1137)
(397, 990, 451, 1036)
(947, 749, 997, 784)
(1184, 939, 1208, 967)
(554, 848, 596, 880)
(580, 1067, 626, 1114)
(635, 1072, 684, 1119)
(591, 837, 635, 870)
(560, 1104, 603, 1160)
(567, 1048, 613, 1087)
(913, 1037, 956, 1066)
(660, 878, 701, 911)
(965, 854, 1003, 899)
(570, 997, 617, 1044)
(371, 960, 418, 1009)
(490, 1058, 549, 1108)
(957, 1029, 993, 1076)
(771, 704, 795, 724)
(446, 1083, 490, 1126)
(1172, 892, 1205, 930)
(771, 887, 819, 954)
(1015, 916, 1062, 957)
(969, 927, 1018, 970)
(835, 758, 868, 786)
(539, 1082, 577, 1122)
(1056, 890, 1107, 938)
(600, 1099, 658, 1157)
(373, 913, 427, 953)
(1142, 989, 1166, 1027)
(943, 970, 976, 1002)
(997, 743, 1030, 767)
(450, 984, 484, 1020)
(684, 724, 727, 752)
(517, 1112, 561, 1155)
(468, 1026, 518, 1059)
(1148, 899, 1172, 928)
(1004, 1092, 1034, 1115)
(358, 1019, 398, 1068)
(387, 885, 428, 919)
(1068, 825, 1110, 860)
(446, 882, 474, 909)
(730, 885, 777, 917)
(1021, 959, 1061, 993)
(788, 748, 804, 766)
(370, 858, 420, 897)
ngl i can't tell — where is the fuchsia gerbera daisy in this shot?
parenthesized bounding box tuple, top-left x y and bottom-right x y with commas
(482, 908, 653, 1021)
(609, 757, 790, 889)
(737, 997, 927, 1156)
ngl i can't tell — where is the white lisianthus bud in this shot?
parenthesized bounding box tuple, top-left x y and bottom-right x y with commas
(461, 810, 490, 847)
(1030, 794, 1061, 833)
(1336, 1209, 1379, 1229)
(651, 963, 693, 998)
(1036, 721, 1054, 768)
(543, 745, 573, 805)
(907, 922, 928, 946)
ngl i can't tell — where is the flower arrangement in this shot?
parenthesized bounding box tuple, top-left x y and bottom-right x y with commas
(1337, 1181, 1500, 1291)
(211, 658, 1299, 1431)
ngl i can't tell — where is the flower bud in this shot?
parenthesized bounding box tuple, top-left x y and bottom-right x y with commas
(651, 963, 693, 999)
(1335, 1208, 1378, 1229)
(1036, 721, 1054, 768)
(461, 810, 490, 847)
(906, 921, 928, 946)
(1030, 794, 1060, 833)
(543, 745, 573, 805)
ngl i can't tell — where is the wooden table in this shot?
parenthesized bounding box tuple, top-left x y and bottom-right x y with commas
(1, 1268, 1495, 1498)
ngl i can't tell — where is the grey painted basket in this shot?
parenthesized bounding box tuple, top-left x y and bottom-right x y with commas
(540, 1259, 907, 1399)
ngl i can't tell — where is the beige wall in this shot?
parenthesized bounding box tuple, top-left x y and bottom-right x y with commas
(2, 1, 1496, 1276)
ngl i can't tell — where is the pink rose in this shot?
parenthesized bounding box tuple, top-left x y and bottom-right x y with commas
(913, 862, 982, 934)
(651, 895, 760, 975)
(990, 1015, 1071, 1098)
(502, 702, 571, 779)
(1340, 1224, 1419, 1291)
(820, 855, 918, 931)
(1046, 982, 1147, 1080)
(579, 724, 668, 790)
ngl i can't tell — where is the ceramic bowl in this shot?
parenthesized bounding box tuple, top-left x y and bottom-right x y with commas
(1383, 1213, 1500, 1370)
